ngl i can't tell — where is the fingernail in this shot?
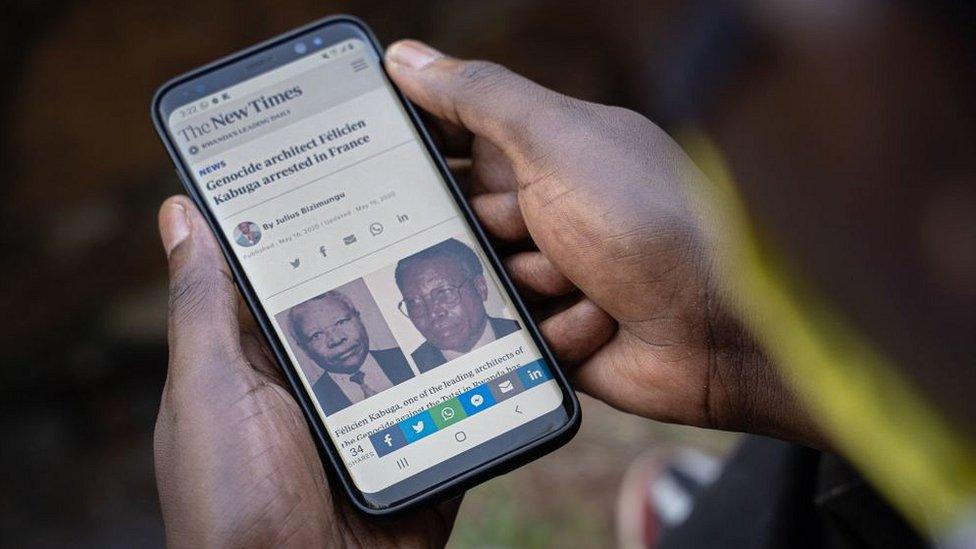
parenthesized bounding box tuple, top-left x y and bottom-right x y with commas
(387, 40, 443, 69)
(160, 201, 191, 256)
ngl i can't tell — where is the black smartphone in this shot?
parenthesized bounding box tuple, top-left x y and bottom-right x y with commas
(151, 15, 580, 515)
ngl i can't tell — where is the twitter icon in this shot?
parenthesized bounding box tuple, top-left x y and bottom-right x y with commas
(399, 410, 437, 443)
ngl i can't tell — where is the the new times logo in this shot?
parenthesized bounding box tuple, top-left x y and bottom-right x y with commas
(179, 85, 303, 146)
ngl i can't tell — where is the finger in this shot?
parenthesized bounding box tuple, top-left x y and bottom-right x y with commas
(504, 251, 575, 298)
(569, 330, 689, 422)
(525, 291, 583, 324)
(159, 195, 240, 369)
(471, 138, 519, 194)
(447, 158, 476, 196)
(385, 40, 572, 169)
(449, 140, 519, 197)
(469, 192, 528, 242)
(538, 298, 616, 366)
(572, 330, 791, 430)
(419, 110, 472, 157)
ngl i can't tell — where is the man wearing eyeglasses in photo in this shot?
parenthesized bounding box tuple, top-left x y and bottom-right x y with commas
(395, 238, 521, 373)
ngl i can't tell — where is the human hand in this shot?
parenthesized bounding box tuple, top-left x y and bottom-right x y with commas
(154, 196, 457, 547)
(385, 41, 819, 446)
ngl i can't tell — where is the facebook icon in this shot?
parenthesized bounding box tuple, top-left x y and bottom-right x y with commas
(369, 425, 407, 457)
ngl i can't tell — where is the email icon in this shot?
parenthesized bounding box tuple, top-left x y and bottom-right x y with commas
(489, 375, 523, 402)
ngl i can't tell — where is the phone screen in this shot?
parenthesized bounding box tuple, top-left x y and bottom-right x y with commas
(157, 23, 570, 507)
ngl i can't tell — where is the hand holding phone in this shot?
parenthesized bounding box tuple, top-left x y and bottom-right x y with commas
(156, 195, 459, 546)
(383, 41, 810, 446)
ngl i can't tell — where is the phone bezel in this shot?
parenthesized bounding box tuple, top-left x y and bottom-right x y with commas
(150, 14, 580, 516)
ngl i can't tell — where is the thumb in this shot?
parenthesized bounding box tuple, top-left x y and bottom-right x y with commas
(159, 195, 240, 368)
(385, 40, 574, 166)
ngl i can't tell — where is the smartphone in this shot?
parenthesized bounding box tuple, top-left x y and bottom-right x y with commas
(151, 15, 580, 515)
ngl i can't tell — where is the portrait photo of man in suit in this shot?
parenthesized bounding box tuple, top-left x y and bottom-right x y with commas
(394, 238, 521, 373)
(286, 288, 413, 416)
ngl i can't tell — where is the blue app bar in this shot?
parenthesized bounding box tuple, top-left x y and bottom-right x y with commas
(370, 359, 555, 457)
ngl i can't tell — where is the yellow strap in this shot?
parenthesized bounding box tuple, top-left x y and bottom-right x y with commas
(680, 130, 976, 536)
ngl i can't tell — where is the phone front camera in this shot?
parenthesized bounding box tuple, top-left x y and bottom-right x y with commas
(294, 42, 307, 55)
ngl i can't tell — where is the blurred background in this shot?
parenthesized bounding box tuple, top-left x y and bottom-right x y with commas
(14, 0, 976, 546)
(0, 1, 746, 546)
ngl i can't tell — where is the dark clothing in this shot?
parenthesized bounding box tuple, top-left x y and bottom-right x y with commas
(411, 316, 521, 373)
(311, 348, 413, 416)
(660, 436, 927, 549)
